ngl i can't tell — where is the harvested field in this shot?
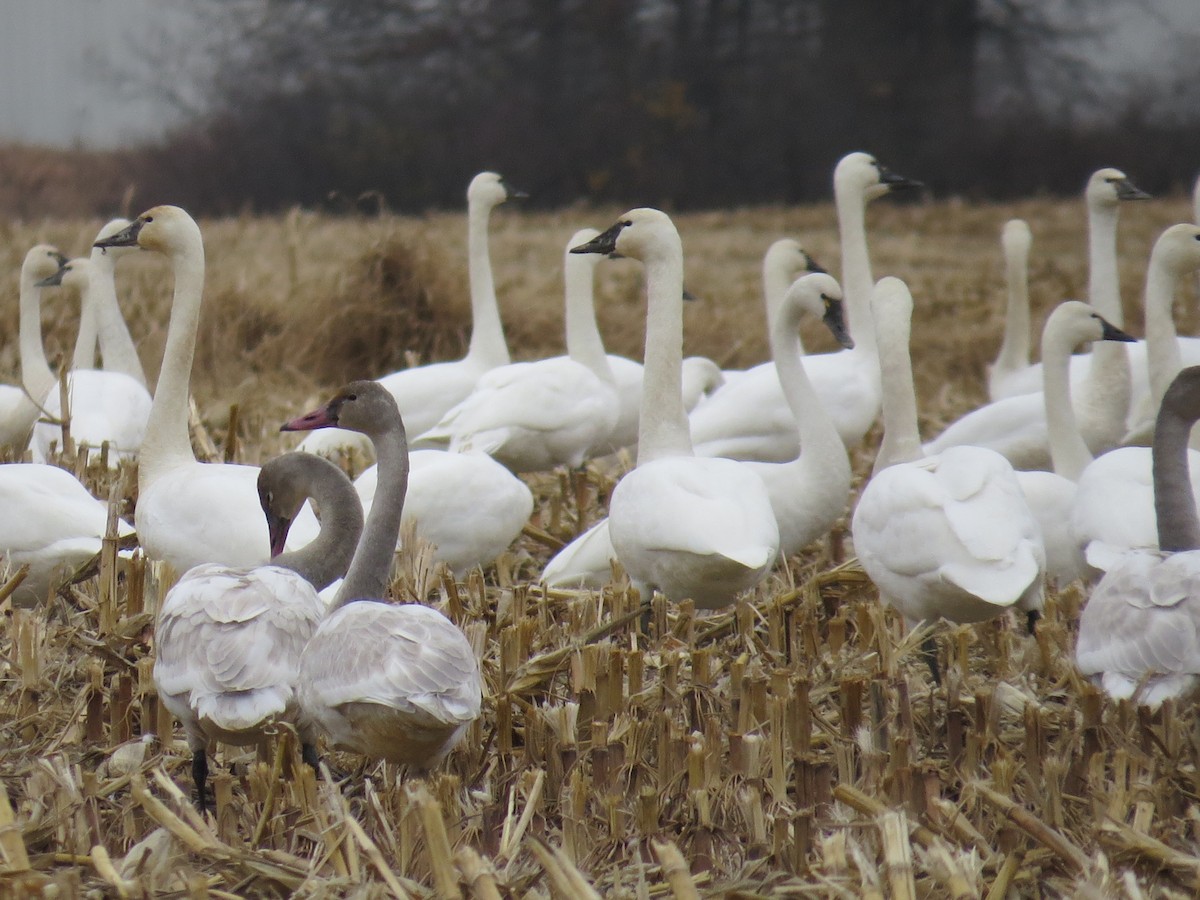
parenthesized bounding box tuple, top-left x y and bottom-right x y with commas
(1, 190, 1198, 896)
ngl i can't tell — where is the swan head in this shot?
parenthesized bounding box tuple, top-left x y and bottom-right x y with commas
(566, 227, 603, 267)
(570, 208, 680, 262)
(1160, 366, 1200, 425)
(35, 257, 91, 292)
(1001, 219, 1032, 255)
(869, 275, 914, 332)
(1087, 168, 1150, 208)
(782, 273, 854, 350)
(258, 451, 353, 558)
(93, 205, 202, 257)
(468, 171, 526, 208)
(835, 152, 923, 202)
(23, 244, 68, 283)
(90, 218, 135, 265)
(765, 238, 826, 280)
(282, 380, 405, 443)
(1149, 224, 1200, 277)
(1045, 300, 1137, 350)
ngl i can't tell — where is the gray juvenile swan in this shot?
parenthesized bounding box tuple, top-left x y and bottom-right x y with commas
(1076, 366, 1200, 707)
(282, 381, 483, 768)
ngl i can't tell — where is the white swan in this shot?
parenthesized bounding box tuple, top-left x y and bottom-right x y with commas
(0, 245, 66, 449)
(924, 169, 1148, 468)
(415, 228, 620, 472)
(29, 256, 152, 465)
(298, 171, 522, 460)
(571, 210, 779, 608)
(153, 452, 358, 809)
(850, 277, 1045, 683)
(284, 381, 482, 767)
(742, 273, 854, 560)
(94, 207, 276, 572)
(0, 462, 134, 607)
(1071, 224, 1200, 572)
(1075, 366, 1200, 707)
(986, 219, 1034, 401)
(1015, 301, 1136, 587)
(80, 218, 148, 387)
(688, 152, 921, 461)
(541, 273, 847, 588)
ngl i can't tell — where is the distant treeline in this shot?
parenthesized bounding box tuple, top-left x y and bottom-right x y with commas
(6, 0, 1200, 218)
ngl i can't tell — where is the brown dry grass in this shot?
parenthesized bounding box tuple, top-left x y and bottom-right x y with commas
(2, 192, 1199, 897)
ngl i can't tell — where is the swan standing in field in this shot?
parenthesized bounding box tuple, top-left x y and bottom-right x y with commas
(298, 171, 523, 460)
(850, 277, 1045, 684)
(924, 169, 1148, 468)
(29, 257, 152, 465)
(0, 245, 66, 449)
(986, 219, 1034, 400)
(94, 207, 277, 572)
(1071, 224, 1200, 572)
(415, 228, 620, 471)
(1015, 301, 1135, 587)
(154, 452, 360, 809)
(688, 152, 921, 461)
(570, 210, 780, 608)
(1076, 366, 1200, 707)
(282, 381, 482, 768)
(0, 462, 134, 606)
(541, 271, 847, 588)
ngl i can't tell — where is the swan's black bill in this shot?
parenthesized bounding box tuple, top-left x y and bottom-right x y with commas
(822, 296, 855, 349)
(877, 163, 923, 191)
(94, 218, 144, 249)
(1115, 178, 1151, 201)
(682, 288, 700, 302)
(804, 252, 827, 274)
(35, 263, 70, 288)
(501, 179, 529, 200)
(1100, 319, 1137, 343)
(571, 220, 627, 256)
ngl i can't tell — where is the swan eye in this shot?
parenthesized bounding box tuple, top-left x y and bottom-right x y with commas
(144, 215, 154, 223)
(347, 393, 358, 401)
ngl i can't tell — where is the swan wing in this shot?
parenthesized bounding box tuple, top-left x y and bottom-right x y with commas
(300, 603, 482, 726)
(542, 518, 617, 589)
(0, 464, 129, 552)
(376, 358, 491, 438)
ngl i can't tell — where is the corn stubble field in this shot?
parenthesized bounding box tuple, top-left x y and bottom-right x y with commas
(1, 192, 1199, 897)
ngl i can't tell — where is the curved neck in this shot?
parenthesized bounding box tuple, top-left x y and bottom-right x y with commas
(1088, 201, 1122, 324)
(772, 303, 848, 476)
(90, 251, 147, 387)
(1043, 319, 1095, 481)
(872, 298, 922, 473)
(636, 247, 693, 464)
(995, 236, 1031, 374)
(1153, 404, 1200, 552)
(564, 255, 612, 380)
(835, 184, 877, 355)
(464, 199, 510, 367)
(275, 469, 364, 591)
(140, 241, 205, 487)
(72, 285, 99, 372)
(1144, 256, 1184, 416)
(333, 423, 409, 609)
(18, 269, 55, 401)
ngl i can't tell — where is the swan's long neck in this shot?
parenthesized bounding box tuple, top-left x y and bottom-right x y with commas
(90, 252, 147, 387)
(636, 243, 693, 464)
(763, 251, 803, 354)
(140, 242, 205, 487)
(332, 421, 409, 609)
(1088, 201, 1122, 324)
(772, 303, 847, 479)
(835, 185, 877, 355)
(274, 470, 364, 591)
(872, 292, 922, 473)
(1078, 200, 1132, 436)
(564, 256, 613, 381)
(1043, 319, 1094, 481)
(464, 199, 509, 367)
(994, 233, 1030, 376)
(1144, 255, 1184, 416)
(18, 269, 55, 401)
(1153, 402, 1200, 552)
(71, 283, 99, 372)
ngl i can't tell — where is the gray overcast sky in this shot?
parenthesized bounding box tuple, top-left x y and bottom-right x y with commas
(0, 0, 1198, 148)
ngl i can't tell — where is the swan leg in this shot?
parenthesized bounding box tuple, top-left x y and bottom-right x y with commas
(192, 749, 209, 812)
(301, 742, 320, 773)
(921, 634, 942, 687)
(1026, 609, 1040, 635)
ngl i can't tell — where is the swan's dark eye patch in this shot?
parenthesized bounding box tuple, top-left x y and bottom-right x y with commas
(347, 393, 358, 401)
(144, 215, 154, 223)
